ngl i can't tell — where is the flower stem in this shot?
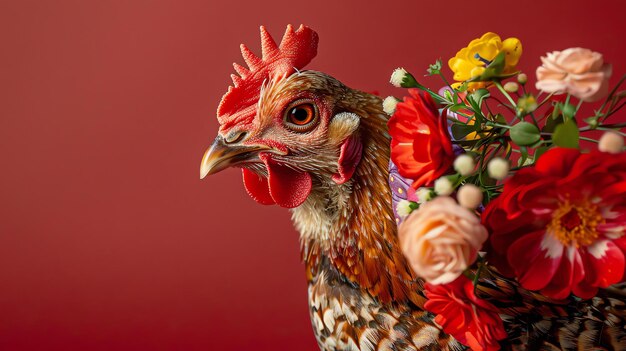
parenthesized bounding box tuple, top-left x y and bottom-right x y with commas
(596, 127, 626, 137)
(580, 136, 599, 143)
(602, 122, 626, 128)
(489, 96, 517, 114)
(536, 92, 555, 110)
(438, 73, 452, 89)
(575, 99, 584, 113)
(527, 111, 539, 127)
(605, 102, 626, 119)
(494, 81, 517, 110)
(415, 82, 450, 104)
(580, 122, 626, 132)
(599, 74, 626, 122)
(486, 122, 512, 129)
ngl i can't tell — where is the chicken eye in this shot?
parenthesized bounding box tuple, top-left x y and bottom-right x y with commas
(284, 102, 318, 132)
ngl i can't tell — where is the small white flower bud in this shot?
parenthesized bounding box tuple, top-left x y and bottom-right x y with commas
(517, 73, 528, 85)
(434, 177, 454, 196)
(390, 68, 408, 87)
(457, 184, 483, 209)
(487, 158, 510, 180)
(417, 188, 432, 204)
(453, 154, 475, 176)
(503, 81, 519, 93)
(382, 96, 399, 115)
(598, 131, 624, 154)
(396, 200, 413, 218)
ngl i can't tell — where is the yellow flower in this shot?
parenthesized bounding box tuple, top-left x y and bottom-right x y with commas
(448, 32, 522, 91)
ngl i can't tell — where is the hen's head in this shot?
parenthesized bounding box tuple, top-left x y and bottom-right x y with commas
(200, 25, 368, 208)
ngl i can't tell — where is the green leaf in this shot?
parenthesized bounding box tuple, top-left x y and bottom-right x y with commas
(449, 103, 470, 113)
(465, 96, 486, 122)
(467, 52, 519, 82)
(456, 81, 469, 92)
(562, 103, 576, 120)
(451, 123, 476, 140)
(470, 52, 506, 81)
(490, 114, 509, 136)
(517, 146, 529, 166)
(488, 51, 506, 75)
(542, 114, 564, 134)
(479, 170, 496, 186)
(466, 95, 478, 110)
(553, 119, 580, 148)
(510, 122, 541, 146)
(551, 102, 561, 120)
(470, 89, 490, 107)
(494, 114, 507, 124)
(534, 146, 550, 161)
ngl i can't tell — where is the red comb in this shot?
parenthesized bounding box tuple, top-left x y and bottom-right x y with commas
(216, 25, 319, 130)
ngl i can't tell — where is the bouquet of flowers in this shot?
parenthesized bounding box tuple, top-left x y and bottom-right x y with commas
(385, 32, 625, 351)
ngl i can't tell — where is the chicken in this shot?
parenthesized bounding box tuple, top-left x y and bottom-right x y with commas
(200, 25, 626, 351)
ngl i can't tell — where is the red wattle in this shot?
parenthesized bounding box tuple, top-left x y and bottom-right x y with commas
(242, 168, 275, 205)
(241, 154, 312, 208)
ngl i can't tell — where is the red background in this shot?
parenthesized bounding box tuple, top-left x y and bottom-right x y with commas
(1, 0, 625, 350)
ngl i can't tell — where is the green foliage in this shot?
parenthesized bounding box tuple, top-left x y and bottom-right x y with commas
(392, 61, 624, 207)
(543, 115, 564, 134)
(510, 122, 541, 146)
(561, 103, 576, 120)
(470, 89, 491, 106)
(456, 81, 469, 92)
(467, 52, 518, 82)
(553, 119, 580, 148)
(534, 146, 550, 161)
(451, 123, 476, 140)
(517, 146, 529, 166)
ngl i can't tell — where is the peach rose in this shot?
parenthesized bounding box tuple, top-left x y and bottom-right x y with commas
(398, 196, 487, 284)
(536, 48, 612, 102)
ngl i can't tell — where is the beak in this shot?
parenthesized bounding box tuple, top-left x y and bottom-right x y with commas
(200, 136, 271, 179)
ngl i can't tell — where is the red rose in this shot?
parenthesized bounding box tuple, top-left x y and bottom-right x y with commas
(483, 148, 626, 300)
(424, 276, 507, 351)
(388, 90, 454, 188)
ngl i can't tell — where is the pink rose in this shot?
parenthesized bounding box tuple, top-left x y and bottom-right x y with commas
(398, 196, 488, 284)
(536, 48, 612, 102)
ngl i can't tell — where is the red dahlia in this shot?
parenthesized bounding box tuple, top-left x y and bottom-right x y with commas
(483, 147, 626, 299)
(424, 276, 506, 351)
(388, 89, 455, 189)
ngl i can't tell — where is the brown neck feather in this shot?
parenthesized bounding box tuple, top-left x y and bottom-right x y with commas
(297, 91, 425, 307)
